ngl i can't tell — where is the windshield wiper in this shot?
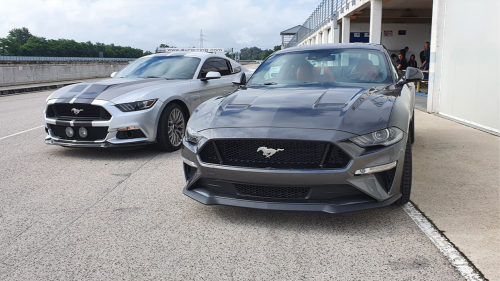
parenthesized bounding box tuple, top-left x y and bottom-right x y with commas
(248, 82, 278, 86)
(145, 76, 178, 80)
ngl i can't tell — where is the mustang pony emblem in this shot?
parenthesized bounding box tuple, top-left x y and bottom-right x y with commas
(71, 108, 84, 115)
(257, 147, 284, 158)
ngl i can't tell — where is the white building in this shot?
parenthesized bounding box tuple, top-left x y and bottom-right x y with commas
(284, 0, 499, 135)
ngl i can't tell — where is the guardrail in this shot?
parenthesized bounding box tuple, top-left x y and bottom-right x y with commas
(285, 0, 357, 48)
(0, 56, 136, 62)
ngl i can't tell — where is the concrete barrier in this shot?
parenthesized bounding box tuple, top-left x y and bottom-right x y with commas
(0, 61, 130, 87)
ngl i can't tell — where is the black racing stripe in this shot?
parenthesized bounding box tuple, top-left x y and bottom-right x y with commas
(71, 98, 94, 104)
(54, 98, 74, 104)
(71, 84, 111, 104)
(77, 84, 110, 99)
(55, 120, 71, 126)
(54, 84, 90, 103)
(73, 121, 93, 127)
(96, 79, 167, 101)
(69, 84, 89, 92)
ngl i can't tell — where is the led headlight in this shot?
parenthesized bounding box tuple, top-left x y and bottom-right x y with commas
(185, 127, 202, 144)
(350, 127, 404, 147)
(115, 99, 157, 112)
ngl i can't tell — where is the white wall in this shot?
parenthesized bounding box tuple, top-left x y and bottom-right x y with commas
(432, 0, 499, 133)
(350, 23, 432, 64)
(0, 61, 129, 87)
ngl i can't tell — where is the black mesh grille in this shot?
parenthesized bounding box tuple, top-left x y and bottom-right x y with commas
(199, 142, 220, 164)
(235, 183, 310, 199)
(50, 104, 111, 120)
(326, 145, 352, 168)
(49, 125, 108, 141)
(199, 139, 350, 169)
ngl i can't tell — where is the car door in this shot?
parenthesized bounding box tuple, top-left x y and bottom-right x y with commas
(197, 58, 238, 103)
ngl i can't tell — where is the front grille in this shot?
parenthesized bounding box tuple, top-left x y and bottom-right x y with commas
(235, 183, 310, 199)
(49, 104, 111, 120)
(199, 139, 350, 169)
(49, 125, 108, 141)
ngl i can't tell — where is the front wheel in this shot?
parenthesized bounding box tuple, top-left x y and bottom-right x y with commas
(394, 139, 412, 205)
(410, 111, 415, 144)
(156, 103, 186, 152)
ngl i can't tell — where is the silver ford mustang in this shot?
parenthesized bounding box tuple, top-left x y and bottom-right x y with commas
(44, 52, 252, 151)
(182, 44, 423, 213)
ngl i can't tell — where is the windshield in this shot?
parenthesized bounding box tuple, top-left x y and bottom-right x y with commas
(247, 48, 392, 87)
(115, 56, 201, 79)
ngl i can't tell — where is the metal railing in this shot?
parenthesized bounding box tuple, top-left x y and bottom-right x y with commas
(285, 0, 357, 48)
(0, 56, 136, 62)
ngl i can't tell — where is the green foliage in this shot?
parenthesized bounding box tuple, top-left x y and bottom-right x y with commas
(239, 45, 281, 60)
(8, 27, 33, 45)
(0, 36, 21, 56)
(240, 46, 263, 60)
(0, 27, 150, 58)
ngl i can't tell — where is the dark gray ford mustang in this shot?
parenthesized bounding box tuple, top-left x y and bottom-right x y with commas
(181, 44, 423, 213)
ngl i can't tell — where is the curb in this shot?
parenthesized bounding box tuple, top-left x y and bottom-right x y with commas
(0, 82, 80, 96)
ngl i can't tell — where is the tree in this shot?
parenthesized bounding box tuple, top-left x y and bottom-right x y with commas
(8, 27, 33, 45)
(240, 47, 263, 60)
(0, 36, 21, 56)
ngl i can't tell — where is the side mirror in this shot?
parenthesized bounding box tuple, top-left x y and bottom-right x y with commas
(110, 72, 117, 78)
(232, 72, 246, 86)
(397, 67, 423, 86)
(404, 67, 424, 82)
(200, 71, 221, 81)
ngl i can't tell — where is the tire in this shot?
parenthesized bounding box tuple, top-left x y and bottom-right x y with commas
(394, 139, 412, 205)
(156, 103, 186, 152)
(410, 111, 415, 144)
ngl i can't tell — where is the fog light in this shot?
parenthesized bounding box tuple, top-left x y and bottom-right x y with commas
(79, 127, 88, 138)
(65, 127, 74, 137)
(355, 161, 397, 175)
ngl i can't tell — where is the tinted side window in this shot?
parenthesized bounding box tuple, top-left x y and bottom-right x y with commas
(198, 58, 232, 78)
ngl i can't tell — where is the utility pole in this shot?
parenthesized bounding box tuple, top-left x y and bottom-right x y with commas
(199, 30, 206, 49)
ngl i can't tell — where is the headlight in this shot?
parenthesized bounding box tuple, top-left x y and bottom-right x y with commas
(350, 127, 404, 147)
(115, 99, 157, 112)
(185, 127, 202, 144)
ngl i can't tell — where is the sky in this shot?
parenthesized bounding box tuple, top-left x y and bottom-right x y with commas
(0, 0, 321, 52)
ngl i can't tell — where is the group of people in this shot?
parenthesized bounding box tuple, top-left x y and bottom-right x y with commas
(392, 42, 431, 74)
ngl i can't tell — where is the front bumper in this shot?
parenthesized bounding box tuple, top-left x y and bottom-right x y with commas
(182, 127, 408, 214)
(44, 99, 163, 147)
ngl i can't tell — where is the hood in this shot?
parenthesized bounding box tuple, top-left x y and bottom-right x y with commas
(48, 78, 177, 104)
(193, 85, 399, 136)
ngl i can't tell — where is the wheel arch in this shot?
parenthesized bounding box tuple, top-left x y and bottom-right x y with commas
(153, 98, 191, 141)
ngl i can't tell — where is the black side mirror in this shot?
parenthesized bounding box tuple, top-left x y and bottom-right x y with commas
(397, 67, 424, 86)
(232, 72, 246, 86)
(404, 67, 424, 82)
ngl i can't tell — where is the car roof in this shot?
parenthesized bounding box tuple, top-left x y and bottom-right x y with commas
(276, 43, 385, 54)
(147, 52, 226, 59)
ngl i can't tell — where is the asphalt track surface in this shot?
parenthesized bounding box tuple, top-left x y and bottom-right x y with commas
(0, 90, 465, 280)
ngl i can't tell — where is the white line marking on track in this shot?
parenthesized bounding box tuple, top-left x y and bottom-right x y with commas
(0, 125, 44, 141)
(403, 202, 485, 281)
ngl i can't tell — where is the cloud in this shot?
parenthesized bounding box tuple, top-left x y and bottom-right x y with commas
(0, 0, 320, 53)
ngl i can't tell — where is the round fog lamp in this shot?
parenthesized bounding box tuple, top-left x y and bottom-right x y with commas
(79, 127, 88, 138)
(65, 127, 74, 137)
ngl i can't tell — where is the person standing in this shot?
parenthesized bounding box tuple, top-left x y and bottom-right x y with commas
(408, 54, 418, 68)
(421, 42, 430, 79)
(422, 42, 430, 69)
(399, 46, 409, 59)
